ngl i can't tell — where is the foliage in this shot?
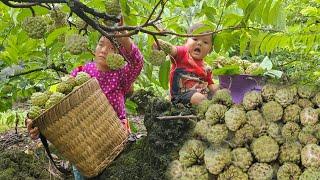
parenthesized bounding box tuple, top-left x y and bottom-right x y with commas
(0, 150, 51, 179)
(0, 0, 319, 114)
(0, 109, 26, 132)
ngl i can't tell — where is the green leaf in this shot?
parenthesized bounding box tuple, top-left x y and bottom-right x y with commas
(183, 0, 194, 8)
(306, 35, 316, 52)
(87, 0, 105, 11)
(268, 0, 282, 25)
(125, 99, 138, 114)
(5, 113, 15, 125)
(159, 60, 170, 90)
(213, 33, 223, 52)
(8, 8, 20, 25)
(46, 27, 69, 47)
(254, 0, 267, 23)
(259, 34, 272, 53)
(251, 68, 266, 76)
(0, 100, 12, 112)
(5, 46, 19, 63)
(277, 35, 290, 49)
(243, 0, 260, 24)
(239, 31, 250, 55)
(264, 70, 283, 78)
(260, 56, 272, 70)
(129, 120, 138, 133)
(249, 32, 267, 55)
(145, 63, 154, 81)
(226, 0, 237, 7)
(266, 34, 280, 53)
(237, 0, 250, 10)
(300, 6, 318, 16)
(124, 15, 137, 26)
(120, 0, 130, 16)
(262, 0, 273, 24)
(212, 65, 240, 75)
(202, 2, 216, 19)
(223, 13, 243, 27)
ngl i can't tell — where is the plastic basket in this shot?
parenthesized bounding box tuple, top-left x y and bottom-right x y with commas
(218, 75, 264, 104)
(33, 78, 128, 177)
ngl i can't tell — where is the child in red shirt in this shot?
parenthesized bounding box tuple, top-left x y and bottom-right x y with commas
(158, 23, 219, 105)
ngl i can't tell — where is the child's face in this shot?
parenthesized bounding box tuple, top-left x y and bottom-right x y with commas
(185, 34, 212, 60)
(95, 36, 116, 67)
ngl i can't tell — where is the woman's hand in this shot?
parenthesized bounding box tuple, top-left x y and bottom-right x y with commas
(114, 16, 132, 52)
(25, 118, 40, 140)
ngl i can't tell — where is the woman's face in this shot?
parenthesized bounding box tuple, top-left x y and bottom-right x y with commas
(95, 36, 116, 67)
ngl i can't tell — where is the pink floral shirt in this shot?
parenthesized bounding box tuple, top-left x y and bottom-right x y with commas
(71, 44, 143, 121)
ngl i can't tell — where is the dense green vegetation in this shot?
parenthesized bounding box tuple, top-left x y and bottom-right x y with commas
(0, 0, 319, 127)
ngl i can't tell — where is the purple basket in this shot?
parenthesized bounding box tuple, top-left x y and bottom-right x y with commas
(218, 75, 264, 104)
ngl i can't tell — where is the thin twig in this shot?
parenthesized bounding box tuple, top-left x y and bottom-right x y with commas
(156, 115, 197, 120)
(215, 0, 228, 32)
(144, 0, 163, 25)
(1, 1, 38, 8)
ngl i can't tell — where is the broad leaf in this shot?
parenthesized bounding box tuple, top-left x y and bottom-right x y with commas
(251, 68, 266, 76)
(159, 60, 170, 90)
(300, 6, 318, 16)
(264, 70, 283, 78)
(212, 65, 240, 75)
(262, 0, 273, 24)
(46, 27, 69, 47)
(125, 99, 138, 114)
(202, 2, 216, 20)
(223, 13, 243, 27)
(260, 56, 272, 70)
(226, 0, 237, 7)
(239, 31, 250, 55)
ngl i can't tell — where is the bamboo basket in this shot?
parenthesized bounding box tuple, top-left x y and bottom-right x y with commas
(33, 78, 128, 177)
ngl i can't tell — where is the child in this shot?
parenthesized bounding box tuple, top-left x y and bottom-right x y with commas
(157, 23, 219, 105)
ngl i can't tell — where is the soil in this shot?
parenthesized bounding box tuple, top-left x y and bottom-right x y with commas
(0, 115, 146, 180)
(0, 128, 70, 179)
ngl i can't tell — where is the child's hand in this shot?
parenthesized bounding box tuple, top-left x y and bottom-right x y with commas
(25, 118, 40, 140)
(153, 39, 166, 50)
(153, 39, 175, 56)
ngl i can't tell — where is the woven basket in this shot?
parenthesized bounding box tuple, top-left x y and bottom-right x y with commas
(33, 78, 128, 177)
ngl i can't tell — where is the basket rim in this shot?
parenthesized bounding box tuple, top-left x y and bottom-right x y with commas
(33, 78, 97, 124)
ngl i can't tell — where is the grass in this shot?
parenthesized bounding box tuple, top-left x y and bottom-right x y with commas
(0, 124, 11, 133)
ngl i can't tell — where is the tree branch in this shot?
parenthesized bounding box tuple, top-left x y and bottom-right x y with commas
(75, 1, 119, 22)
(1, 0, 283, 43)
(144, 0, 163, 25)
(1, 0, 39, 8)
(8, 64, 67, 79)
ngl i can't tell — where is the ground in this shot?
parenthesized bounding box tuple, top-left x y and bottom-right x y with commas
(0, 115, 146, 180)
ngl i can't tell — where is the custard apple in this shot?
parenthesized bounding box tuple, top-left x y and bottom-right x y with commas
(105, 53, 126, 70)
(65, 34, 88, 55)
(22, 16, 47, 39)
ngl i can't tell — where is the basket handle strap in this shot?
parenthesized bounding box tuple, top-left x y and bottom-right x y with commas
(39, 133, 70, 174)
